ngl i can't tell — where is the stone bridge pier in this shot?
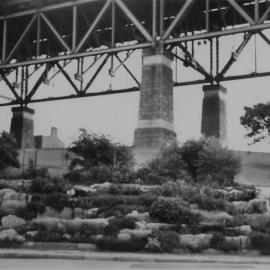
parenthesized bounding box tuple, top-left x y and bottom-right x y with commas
(133, 48, 227, 166)
(133, 48, 176, 166)
(10, 106, 35, 149)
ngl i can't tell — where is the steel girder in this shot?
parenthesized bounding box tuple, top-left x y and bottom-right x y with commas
(1, 0, 270, 106)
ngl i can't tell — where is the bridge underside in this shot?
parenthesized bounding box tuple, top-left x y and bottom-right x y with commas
(1, 0, 270, 164)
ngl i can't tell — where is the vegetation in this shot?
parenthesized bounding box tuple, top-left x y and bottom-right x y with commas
(0, 131, 20, 171)
(240, 102, 270, 144)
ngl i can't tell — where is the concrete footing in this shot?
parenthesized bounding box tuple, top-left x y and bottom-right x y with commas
(201, 84, 227, 143)
(133, 48, 176, 166)
(10, 106, 35, 148)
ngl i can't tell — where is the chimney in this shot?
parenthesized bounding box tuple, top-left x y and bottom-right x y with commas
(51, 127, 57, 137)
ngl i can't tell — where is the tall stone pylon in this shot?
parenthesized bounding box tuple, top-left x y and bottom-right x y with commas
(10, 106, 35, 148)
(201, 84, 227, 144)
(133, 47, 176, 166)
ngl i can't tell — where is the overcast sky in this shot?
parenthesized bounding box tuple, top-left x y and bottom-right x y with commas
(1, 33, 270, 152)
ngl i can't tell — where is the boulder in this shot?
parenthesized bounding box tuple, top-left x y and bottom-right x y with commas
(120, 229, 152, 239)
(0, 229, 25, 245)
(193, 210, 233, 225)
(179, 234, 213, 251)
(146, 223, 176, 231)
(74, 207, 98, 219)
(237, 225, 252, 235)
(60, 207, 73, 219)
(117, 233, 132, 241)
(37, 207, 60, 219)
(32, 217, 65, 233)
(1, 215, 26, 229)
(135, 221, 147, 230)
(127, 211, 150, 221)
(63, 234, 72, 241)
(0, 189, 27, 215)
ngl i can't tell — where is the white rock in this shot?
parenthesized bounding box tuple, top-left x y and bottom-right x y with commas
(117, 233, 132, 241)
(120, 229, 152, 239)
(1, 215, 26, 229)
(179, 234, 213, 251)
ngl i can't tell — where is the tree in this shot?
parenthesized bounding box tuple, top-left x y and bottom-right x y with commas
(67, 129, 134, 170)
(0, 131, 20, 171)
(240, 103, 270, 144)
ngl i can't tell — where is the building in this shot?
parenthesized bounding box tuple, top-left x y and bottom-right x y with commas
(35, 127, 65, 149)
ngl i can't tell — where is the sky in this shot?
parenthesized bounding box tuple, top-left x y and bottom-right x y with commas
(1, 32, 270, 152)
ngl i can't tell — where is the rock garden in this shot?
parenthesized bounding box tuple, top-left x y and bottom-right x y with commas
(0, 131, 270, 255)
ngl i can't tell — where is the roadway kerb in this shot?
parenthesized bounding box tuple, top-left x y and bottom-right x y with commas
(0, 248, 270, 264)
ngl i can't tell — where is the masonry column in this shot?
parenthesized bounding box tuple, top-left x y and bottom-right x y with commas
(133, 48, 176, 166)
(201, 84, 227, 143)
(10, 106, 35, 148)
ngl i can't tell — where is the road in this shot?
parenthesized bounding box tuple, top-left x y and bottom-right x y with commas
(0, 259, 270, 270)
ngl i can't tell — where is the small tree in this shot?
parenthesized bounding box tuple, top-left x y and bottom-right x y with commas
(240, 103, 270, 144)
(68, 129, 134, 170)
(0, 131, 20, 171)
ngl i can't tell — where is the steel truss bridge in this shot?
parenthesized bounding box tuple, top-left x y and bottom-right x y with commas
(1, 0, 270, 107)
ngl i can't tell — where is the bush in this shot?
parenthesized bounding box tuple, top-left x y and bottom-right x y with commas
(23, 160, 49, 179)
(148, 143, 189, 180)
(149, 197, 193, 224)
(136, 170, 171, 185)
(30, 177, 67, 194)
(250, 231, 270, 254)
(104, 216, 136, 236)
(67, 129, 134, 170)
(45, 193, 70, 212)
(0, 131, 20, 171)
(96, 236, 146, 251)
(145, 230, 180, 253)
(210, 234, 240, 253)
(181, 137, 241, 186)
(33, 231, 63, 242)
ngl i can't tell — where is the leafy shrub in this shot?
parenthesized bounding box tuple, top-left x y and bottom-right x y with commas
(96, 236, 146, 251)
(210, 234, 240, 253)
(250, 231, 270, 254)
(0, 131, 20, 171)
(23, 160, 49, 179)
(136, 170, 171, 185)
(147, 143, 189, 180)
(67, 129, 134, 170)
(33, 231, 63, 242)
(104, 216, 136, 236)
(145, 230, 180, 253)
(92, 195, 123, 207)
(150, 197, 193, 224)
(30, 177, 67, 194)
(181, 137, 241, 186)
(45, 193, 70, 212)
(27, 195, 46, 216)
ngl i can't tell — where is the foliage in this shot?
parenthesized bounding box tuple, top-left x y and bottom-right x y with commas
(67, 129, 134, 170)
(149, 197, 193, 224)
(196, 138, 242, 186)
(145, 230, 180, 253)
(147, 143, 188, 180)
(250, 231, 270, 254)
(210, 234, 240, 253)
(30, 177, 67, 194)
(0, 131, 20, 171)
(96, 236, 146, 251)
(33, 231, 63, 242)
(45, 193, 70, 212)
(23, 160, 49, 179)
(104, 216, 137, 236)
(240, 103, 270, 144)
